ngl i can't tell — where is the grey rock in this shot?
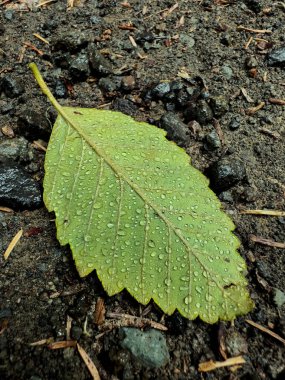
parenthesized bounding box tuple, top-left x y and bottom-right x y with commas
(150, 82, 171, 99)
(208, 157, 247, 192)
(179, 33, 195, 48)
(228, 118, 240, 130)
(224, 328, 248, 356)
(0, 137, 30, 163)
(219, 191, 233, 203)
(1, 76, 25, 98)
(245, 56, 258, 68)
(185, 99, 213, 125)
(0, 163, 42, 210)
(274, 288, 285, 308)
(98, 76, 121, 93)
(205, 130, 221, 150)
(268, 46, 285, 67)
(4, 10, 14, 21)
(1, 103, 14, 115)
(120, 328, 169, 368)
(209, 95, 229, 117)
(160, 112, 190, 146)
(89, 46, 113, 76)
(71, 326, 83, 340)
(70, 53, 90, 79)
(112, 98, 138, 116)
(51, 31, 89, 52)
(17, 108, 51, 141)
(54, 80, 67, 98)
(221, 65, 233, 80)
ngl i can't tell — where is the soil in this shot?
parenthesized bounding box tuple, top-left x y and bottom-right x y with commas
(0, 1, 285, 379)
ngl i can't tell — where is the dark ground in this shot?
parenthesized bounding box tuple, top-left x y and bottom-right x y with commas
(0, 0, 285, 379)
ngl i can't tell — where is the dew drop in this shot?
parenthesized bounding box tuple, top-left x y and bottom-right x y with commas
(107, 223, 114, 228)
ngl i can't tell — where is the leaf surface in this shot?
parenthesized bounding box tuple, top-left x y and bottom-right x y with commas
(30, 64, 254, 323)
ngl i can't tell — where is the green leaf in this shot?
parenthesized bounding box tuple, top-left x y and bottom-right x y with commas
(29, 63, 254, 323)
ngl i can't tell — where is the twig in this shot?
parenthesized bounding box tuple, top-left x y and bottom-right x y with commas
(241, 209, 285, 217)
(3, 229, 23, 260)
(77, 343, 101, 380)
(245, 102, 265, 115)
(199, 356, 245, 372)
(250, 235, 285, 248)
(246, 320, 285, 345)
(106, 312, 168, 331)
(268, 98, 285, 105)
(237, 26, 272, 34)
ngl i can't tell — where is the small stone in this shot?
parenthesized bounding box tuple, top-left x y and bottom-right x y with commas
(274, 288, 285, 308)
(209, 95, 229, 117)
(18, 109, 51, 141)
(179, 33, 195, 49)
(120, 328, 169, 368)
(98, 76, 121, 93)
(51, 31, 89, 52)
(268, 46, 285, 67)
(121, 75, 136, 91)
(205, 130, 221, 150)
(1, 103, 14, 115)
(71, 326, 83, 340)
(0, 137, 30, 163)
(221, 65, 233, 80)
(207, 157, 247, 192)
(146, 82, 171, 100)
(4, 10, 14, 21)
(54, 80, 67, 98)
(0, 163, 42, 210)
(224, 328, 248, 357)
(69, 53, 90, 79)
(112, 98, 138, 116)
(159, 112, 190, 147)
(245, 56, 258, 69)
(90, 15, 102, 25)
(219, 191, 233, 203)
(88, 46, 113, 76)
(185, 99, 213, 125)
(1, 76, 25, 98)
(228, 118, 240, 130)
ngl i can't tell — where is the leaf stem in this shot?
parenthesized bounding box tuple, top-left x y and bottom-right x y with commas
(29, 63, 64, 115)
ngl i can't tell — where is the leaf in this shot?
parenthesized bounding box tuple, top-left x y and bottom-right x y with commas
(29, 63, 254, 323)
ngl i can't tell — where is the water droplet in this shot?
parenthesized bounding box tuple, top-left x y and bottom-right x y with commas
(184, 296, 192, 305)
(107, 223, 114, 228)
(148, 240, 155, 248)
(93, 202, 102, 209)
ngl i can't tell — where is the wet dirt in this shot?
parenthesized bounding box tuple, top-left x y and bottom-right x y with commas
(0, 1, 285, 379)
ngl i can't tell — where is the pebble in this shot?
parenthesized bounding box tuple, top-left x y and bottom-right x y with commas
(121, 75, 136, 91)
(185, 99, 213, 125)
(0, 75, 25, 98)
(245, 56, 258, 69)
(221, 65, 233, 80)
(207, 157, 247, 192)
(112, 98, 138, 116)
(69, 53, 90, 79)
(209, 95, 229, 117)
(17, 109, 51, 141)
(54, 80, 67, 98)
(179, 33, 195, 48)
(228, 117, 240, 130)
(0, 163, 42, 210)
(119, 328, 169, 368)
(204, 130, 221, 150)
(147, 82, 171, 100)
(159, 112, 190, 146)
(71, 325, 83, 340)
(4, 10, 14, 21)
(268, 46, 285, 67)
(0, 137, 30, 163)
(51, 30, 89, 52)
(224, 328, 248, 356)
(98, 76, 121, 93)
(274, 288, 285, 308)
(88, 46, 113, 76)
